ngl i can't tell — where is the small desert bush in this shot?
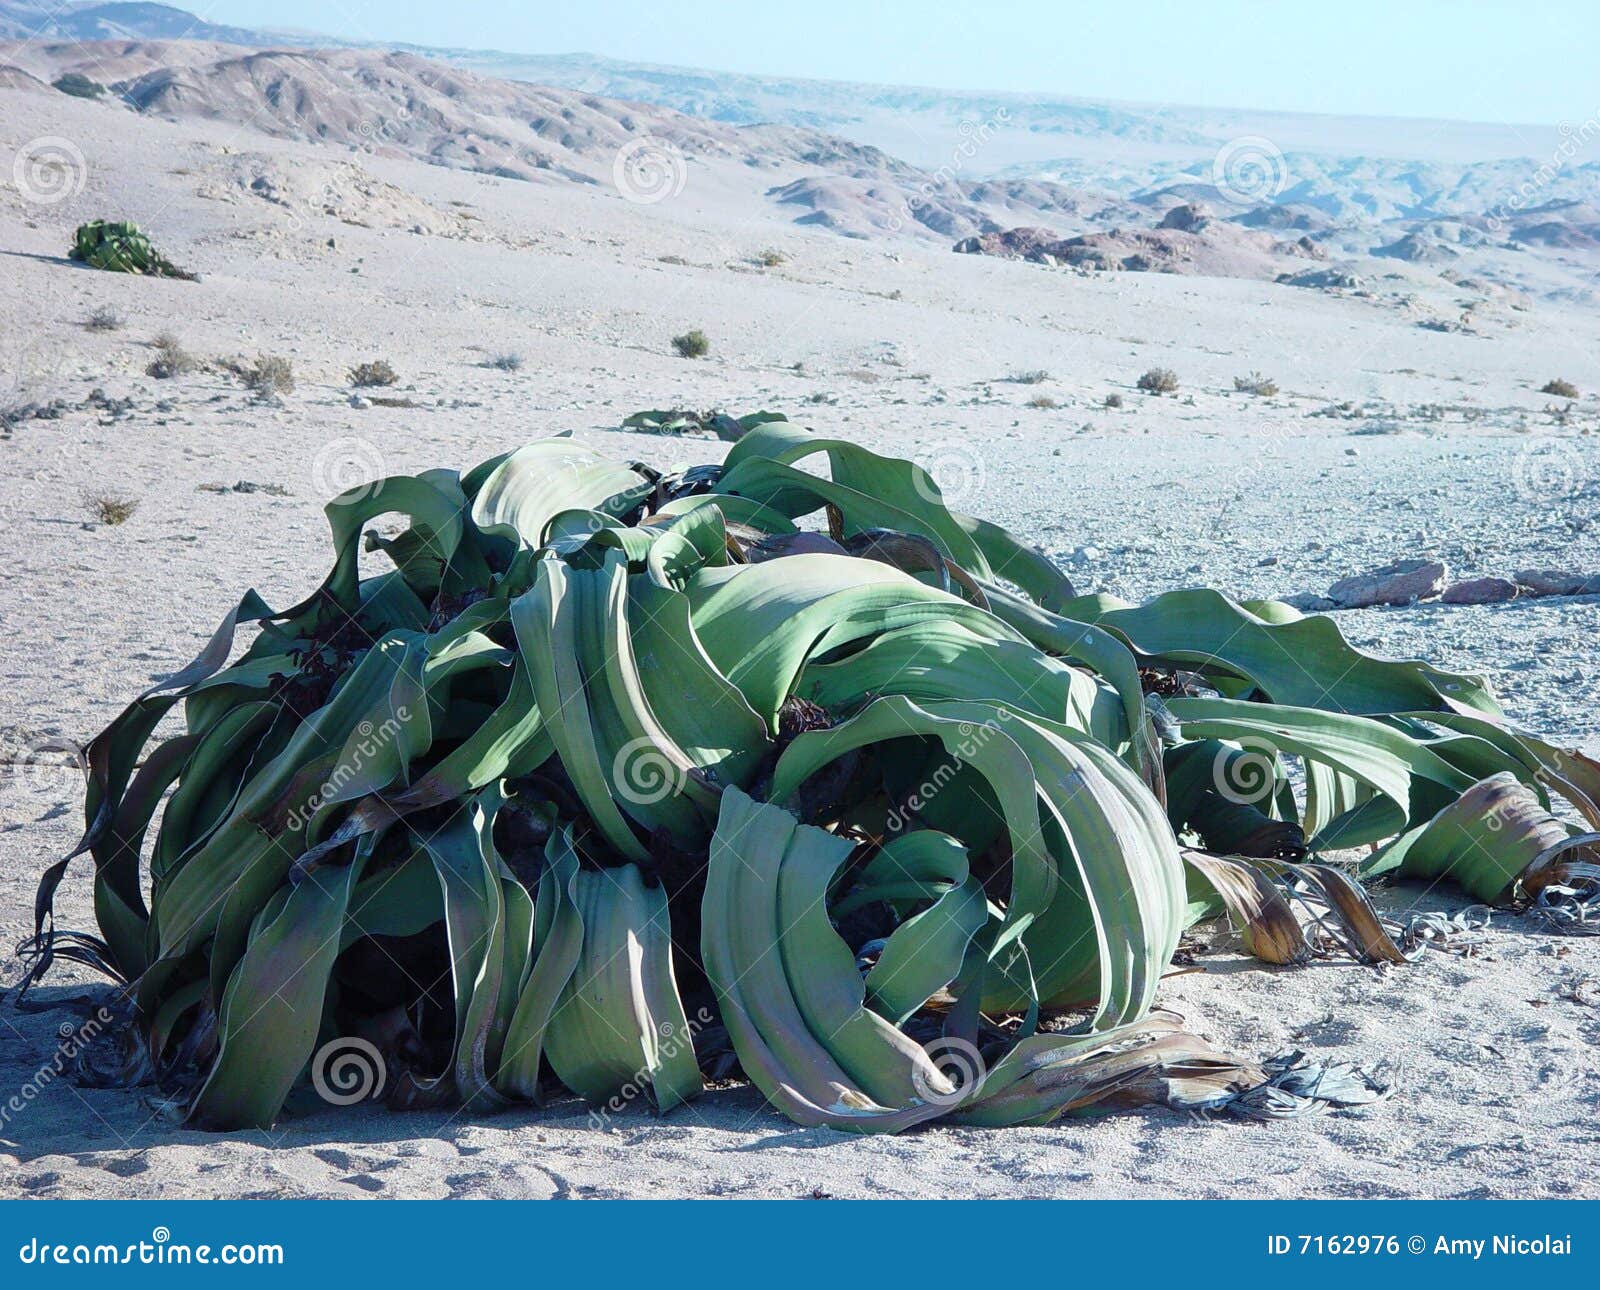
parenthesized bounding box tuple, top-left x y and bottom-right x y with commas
(1233, 371, 1279, 397)
(1027, 394, 1058, 410)
(1104, 392, 1124, 408)
(1541, 378, 1580, 398)
(1010, 369, 1051, 385)
(672, 330, 710, 359)
(757, 248, 787, 267)
(349, 359, 398, 388)
(1137, 367, 1179, 395)
(484, 352, 524, 372)
(243, 354, 295, 396)
(85, 306, 124, 332)
(85, 491, 138, 525)
(146, 333, 197, 379)
(53, 73, 105, 99)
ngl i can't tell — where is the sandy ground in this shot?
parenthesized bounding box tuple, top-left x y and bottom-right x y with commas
(2, 86, 1599, 1199)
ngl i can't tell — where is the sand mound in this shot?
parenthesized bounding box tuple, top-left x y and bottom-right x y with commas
(0, 61, 45, 91)
(195, 153, 477, 239)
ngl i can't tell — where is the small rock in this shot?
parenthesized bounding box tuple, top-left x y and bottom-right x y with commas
(1159, 203, 1211, 232)
(1514, 569, 1600, 597)
(1441, 577, 1517, 605)
(1281, 592, 1338, 612)
(1327, 558, 1449, 608)
(1344, 446, 1359, 456)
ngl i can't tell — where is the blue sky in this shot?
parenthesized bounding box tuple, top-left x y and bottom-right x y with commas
(196, 1, 1597, 125)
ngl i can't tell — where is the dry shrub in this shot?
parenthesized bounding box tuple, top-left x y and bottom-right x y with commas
(1137, 367, 1179, 395)
(244, 354, 295, 396)
(146, 333, 196, 379)
(1233, 372, 1279, 397)
(349, 359, 398, 388)
(86, 491, 138, 524)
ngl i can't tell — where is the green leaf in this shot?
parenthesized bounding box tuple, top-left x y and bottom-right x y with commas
(544, 863, 702, 1112)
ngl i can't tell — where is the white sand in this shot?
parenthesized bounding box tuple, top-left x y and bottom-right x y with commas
(2, 80, 1599, 1199)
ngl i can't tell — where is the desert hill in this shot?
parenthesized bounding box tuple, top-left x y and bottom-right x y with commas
(0, 37, 1148, 245)
(2, 6, 1596, 299)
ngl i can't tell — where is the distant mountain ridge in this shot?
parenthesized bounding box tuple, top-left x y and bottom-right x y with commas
(3, 1, 1596, 301)
(0, 36, 1160, 247)
(0, 1, 280, 46)
(0, 2, 1573, 170)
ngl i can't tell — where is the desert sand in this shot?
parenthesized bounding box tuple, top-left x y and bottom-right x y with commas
(2, 46, 1599, 1199)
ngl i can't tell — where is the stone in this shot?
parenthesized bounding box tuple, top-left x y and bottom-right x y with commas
(1327, 558, 1448, 608)
(1158, 202, 1210, 232)
(1514, 569, 1600, 598)
(1281, 592, 1338, 612)
(1441, 577, 1517, 605)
